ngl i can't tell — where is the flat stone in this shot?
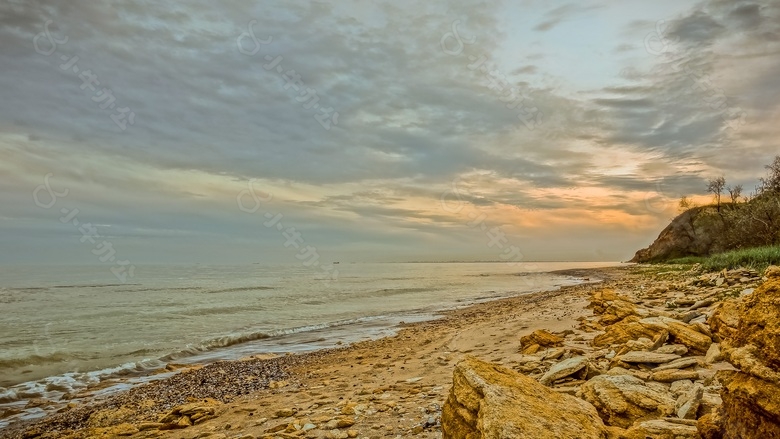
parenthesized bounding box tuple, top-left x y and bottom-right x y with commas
(653, 357, 701, 372)
(618, 351, 681, 364)
(626, 419, 698, 438)
(539, 356, 589, 386)
(651, 369, 700, 383)
(654, 344, 688, 356)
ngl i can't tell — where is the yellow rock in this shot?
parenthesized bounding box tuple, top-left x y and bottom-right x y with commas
(592, 316, 666, 347)
(520, 329, 563, 349)
(441, 357, 607, 438)
(717, 274, 780, 438)
(666, 321, 712, 354)
(579, 374, 674, 429)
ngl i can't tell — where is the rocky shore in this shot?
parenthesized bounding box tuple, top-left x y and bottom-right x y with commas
(2, 264, 778, 438)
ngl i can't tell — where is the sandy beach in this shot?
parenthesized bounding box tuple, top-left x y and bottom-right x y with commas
(1, 265, 631, 439)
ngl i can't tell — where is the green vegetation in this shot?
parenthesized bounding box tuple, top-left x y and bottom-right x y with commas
(665, 245, 780, 272)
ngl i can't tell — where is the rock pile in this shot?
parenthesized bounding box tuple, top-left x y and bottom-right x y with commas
(443, 265, 780, 438)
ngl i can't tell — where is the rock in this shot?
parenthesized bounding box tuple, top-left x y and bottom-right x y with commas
(676, 383, 704, 419)
(521, 344, 541, 354)
(539, 356, 589, 386)
(540, 347, 566, 361)
(656, 344, 689, 355)
(690, 298, 716, 311)
(592, 316, 667, 347)
(708, 300, 740, 342)
(698, 412, 724, 439)
(520, 329, 564, 349)
(589, 289, 628, 315)
(600, 300, 639, 325)
(666, 321, 712, 354)
(138, 422, 165, 431)
(579, 374, 675, 428)
(705, 343, 723, 364)
(650, 330, 670, 350)
(651, 369, 700, 383)
(670, 380, 693, 397)
(716, 274, 780, 438)
(692, 321, 713, 337)
(618, 351, 681, 364)
(652, 357, 700, 371)
(699, 391, 722, 417)
(766, 265, 780, 279)
(605, 367, 650, 381)
(275, 408, 295, 418)
(623, 338, 654, 352)
(624, 419, 699, 438)
(442, 357, 607, 438)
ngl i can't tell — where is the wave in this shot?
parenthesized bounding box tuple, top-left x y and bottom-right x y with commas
(158, 331, 272, 362)
(113, 286, 202, 293)
(0, 353, 82, 370)
(203, 286, 275, 294)
(51, 284, 141, 289)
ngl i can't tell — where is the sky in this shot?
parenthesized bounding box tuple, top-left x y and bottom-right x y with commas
(1, 0, 779, 268)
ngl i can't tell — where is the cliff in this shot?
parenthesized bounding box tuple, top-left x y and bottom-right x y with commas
(631, 206, 715, 263)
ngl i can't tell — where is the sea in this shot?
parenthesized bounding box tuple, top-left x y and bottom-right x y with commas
(0, 261, 620, 428)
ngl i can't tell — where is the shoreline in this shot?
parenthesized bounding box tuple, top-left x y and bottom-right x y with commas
(0, 265, 628, 438)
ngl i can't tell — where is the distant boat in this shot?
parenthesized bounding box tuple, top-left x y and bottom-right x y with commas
(333, 262, 340, 264)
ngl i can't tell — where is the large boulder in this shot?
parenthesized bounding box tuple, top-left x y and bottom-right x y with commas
(579, 374, 675, 429)
(714, 269, 780, 438)
(442, 357, 607, 439)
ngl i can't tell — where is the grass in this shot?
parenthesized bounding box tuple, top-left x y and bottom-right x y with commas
(664, 245, 780, 272)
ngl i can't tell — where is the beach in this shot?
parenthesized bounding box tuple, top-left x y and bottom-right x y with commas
(1, 265, 627, 438)
(6, 262, 767, 438)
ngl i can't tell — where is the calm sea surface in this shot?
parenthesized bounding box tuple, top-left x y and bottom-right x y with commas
(0, 261, 620, 427)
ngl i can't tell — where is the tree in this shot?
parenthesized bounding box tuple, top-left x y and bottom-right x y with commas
(728, 184, 743, 205)
(707, 176, 726, 212)
(678, 196, 693, 212)
(760, 155, 780, 194)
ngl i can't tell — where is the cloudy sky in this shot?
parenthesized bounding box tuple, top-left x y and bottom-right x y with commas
(1, 0, 779, 267)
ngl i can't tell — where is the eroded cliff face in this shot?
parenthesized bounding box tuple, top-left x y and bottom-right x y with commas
(710, 267, 780, 439)
(631, 207, 715, 263)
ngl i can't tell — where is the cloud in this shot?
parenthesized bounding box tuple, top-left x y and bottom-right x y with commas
(533, 3, 602, 32)
(1, 0, 779, 264)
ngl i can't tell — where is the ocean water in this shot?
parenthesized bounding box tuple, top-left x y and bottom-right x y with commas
(0, 261, 618, 427)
